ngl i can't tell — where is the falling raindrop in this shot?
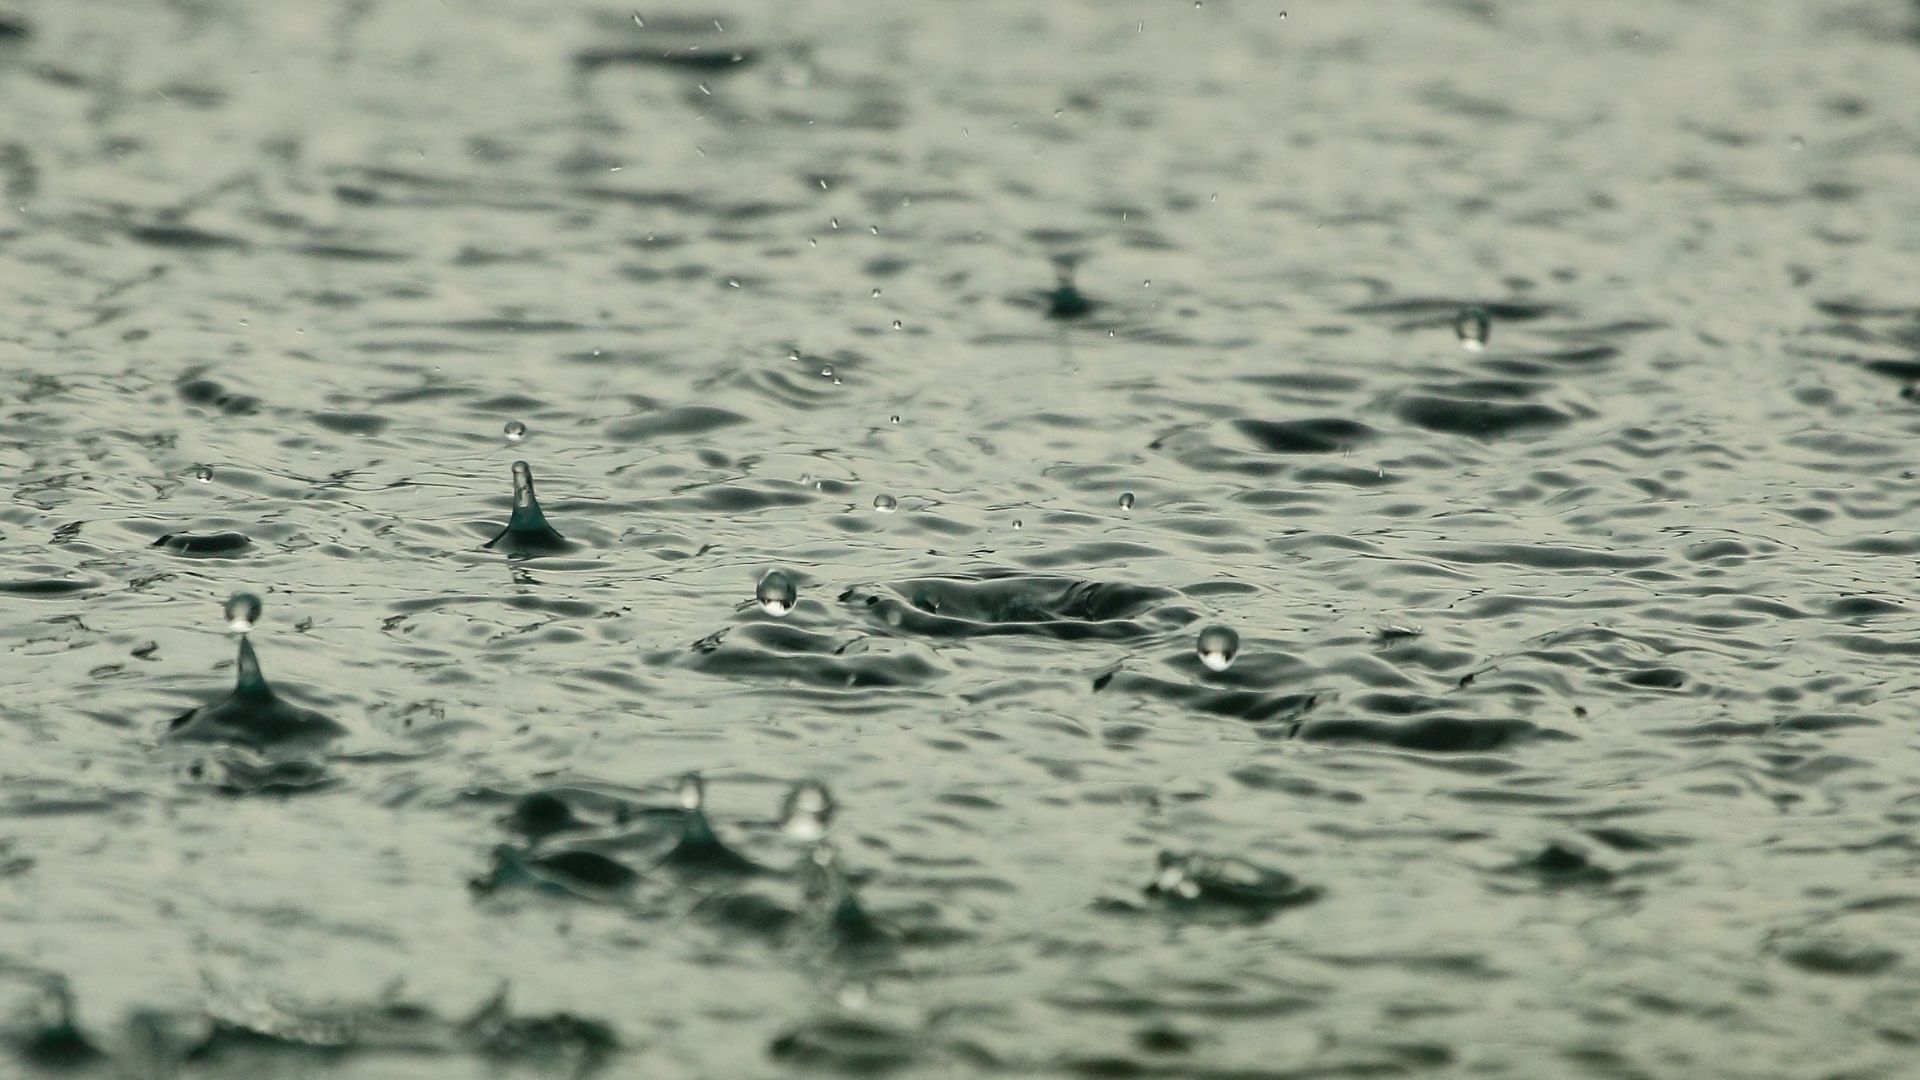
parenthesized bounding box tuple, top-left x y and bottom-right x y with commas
(756, 570, 798, 616)
(1455, 307, 1491, 351)
(870, 287, 882, 298)
(1012, 519, 1023, 530)
(1119, 492, 1136, 511)
(891, 320, 902, 330)
(224, 592, 262, 634)
(503, 420, 527, 443)
(889, 415, 901, 425)
(872, 494, 898, 513)
(1196, 625, 1239, 672)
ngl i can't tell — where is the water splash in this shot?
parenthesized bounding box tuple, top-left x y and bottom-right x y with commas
(484, 461, 574, 556)
(166, 595, 345, 751)
(1195, 625, 1239, 672)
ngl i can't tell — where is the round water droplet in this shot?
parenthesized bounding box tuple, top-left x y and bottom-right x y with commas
(677, 772, 705, 811)
(1012, 519, 1023, 530)
(1196, 625, 1239, 672)
(224, 592, 263, 634)
(820, 365, 834, 378)
(889, 415, 901, 425)
(503, 420, 527, 443)
(194, 466, 213, 483)
(1454, 307, 1491, 351)
(872, 494, 898, 513)
(781, 780, 835, 842)
(756, 570, 798, 617)
(1119, 492, 1136, 511)
(891, 319, 902, 331)
(870, 287, 881, 298)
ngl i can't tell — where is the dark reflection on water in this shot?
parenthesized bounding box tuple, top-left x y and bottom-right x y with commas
(7, 0, 1920, 1076)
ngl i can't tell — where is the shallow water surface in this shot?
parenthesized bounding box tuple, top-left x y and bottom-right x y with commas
(6, 1, 1920, 1076)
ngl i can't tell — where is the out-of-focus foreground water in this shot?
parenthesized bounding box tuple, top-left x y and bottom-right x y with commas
(6, 1, 1920, 1076)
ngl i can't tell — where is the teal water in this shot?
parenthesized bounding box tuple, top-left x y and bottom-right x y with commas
(6, 1, 1920, 1076)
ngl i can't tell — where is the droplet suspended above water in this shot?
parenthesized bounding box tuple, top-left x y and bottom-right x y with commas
(782, 780, 835, 842)
(194, 465, 213, 483)
(504, 420, 527, 443)
(873, 494, 898, 513)
(225, 592, 262, 634)
(1119, 492, 1136, 511)
(677, 772, 706, 811)
(1196, 625, 1239, 672)
(757, 570, 798, 616)
(1455, 307, 1491, 351)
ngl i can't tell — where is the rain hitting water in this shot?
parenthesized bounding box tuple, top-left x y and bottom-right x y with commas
(6, 2, 1920, 1078)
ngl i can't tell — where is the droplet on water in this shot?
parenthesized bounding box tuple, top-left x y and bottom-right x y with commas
(194, 466, 213, 483)
(870, 287, 881, 298)
(503, 420, 527, 443)
(889, 415, 900, 425)
(1196, 625, 1239, 672)
(872, 494, 898, 513)
(225, 592, 263, 634)
(677, 772, 705, 811)
(1455, 307, 1491, 351)
(1119, 492, 1136, 511)
(781, 780, 835, 842)
(756, 570, 798, 616)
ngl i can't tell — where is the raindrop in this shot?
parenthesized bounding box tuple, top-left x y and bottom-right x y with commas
(781, 780, 835, 842)
(756, 570, 798, 616)
(1119, 492, 1136, 511)
(1142, 279, 1152, 288)
(870, 287, 881, 298)
(632, 11, 644, 28)
(872, 494, 898, 513)
(889, 415, 901, 425)
(820, 365, 834, 378)
(224, 592, 262, 634)
(830, 217, 839, 229)
(194, 466, 213, 483)
(503, 420, 527, 443)
(868, 225, 878, 236)
(1012, 519, 1023, 530)
(1455, 307, 1491, 351)
(677, 772, 705, 811)
(891, 320, 902, 330)
(1196, 625, 1239, 672)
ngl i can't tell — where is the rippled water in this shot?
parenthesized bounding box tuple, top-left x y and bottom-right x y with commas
(7, 1, 1920, 1076)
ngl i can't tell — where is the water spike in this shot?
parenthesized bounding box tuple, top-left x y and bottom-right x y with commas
(233, 635, 270, 697)
(485, 460, 574, 555)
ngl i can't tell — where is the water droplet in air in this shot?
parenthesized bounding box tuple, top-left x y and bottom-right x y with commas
(820, 365, 834, 378)
(870, 287, 881, 298)
(1119, 492, 1136, 511)
(891, 320, 902, 330)
(872, 494, 898, 513)
(781, 780, 835, 842)
(830, 217, 839, 229)
(677, 772, 705, 811)
(1455, 307, 1491, 351)
(225, 592, 263, 634)
(889, 415, 900, 425)
(194, 466, 213, 483)
(1196, 625, 1239, 672)
(503, 420, 527, 443)
(756, 570, 798, 616)
(1012, 519, 1023, 530)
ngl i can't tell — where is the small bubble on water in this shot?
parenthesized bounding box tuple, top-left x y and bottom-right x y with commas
(194, 466, 213, 483)
(873, 494, 898, 513)
(756, 569, 798, 616)
(503, 420, 527, 443)
(224, 592, 263, 634)
(820, 365, 834, 378)
(1455, 307, 1491, 351)
(677, 772, 705, 811)
(1196, 625, 1239, 672)
(781, 780, 835, 841)
(788, 348, 801, 361)
(1119, 491, 1135, 511)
